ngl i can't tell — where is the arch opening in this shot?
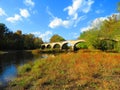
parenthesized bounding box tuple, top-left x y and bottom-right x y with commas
(41, 45, 45, 49)
(61, 43, 69, 50)
(74, 42, 88, 51)
(47, 44, 51, 49)
(53, 44, 60, 49)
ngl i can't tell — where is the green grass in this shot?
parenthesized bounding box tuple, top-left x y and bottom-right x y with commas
(7, 50, 120, 90)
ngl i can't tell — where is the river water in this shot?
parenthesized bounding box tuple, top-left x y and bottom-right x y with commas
(0, 51, 47, 87)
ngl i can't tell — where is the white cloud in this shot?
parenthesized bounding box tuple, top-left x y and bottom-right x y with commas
(74, 15, 87, 27)
(0, 8, 7, 16)
(64, 0, 82, 18)
(6, 14, 22, 23)
(48, 0, 94, 29)
(49, 18, 62, 28)
(32, 31, 53, 42)
(82, 0, 94, 13)
(95, 10, 104, 14)
(20, 9, 30, 18)
(6, 8, 30, 23)
(64, 0, 94, 18)
(80, 26, 92, 32)
(49, 17, 71, 28)
(80, 13, 120, 32)
(24, 0, 35, 7)
(91, 17, 107, 28)
(80, 17, 107, 32)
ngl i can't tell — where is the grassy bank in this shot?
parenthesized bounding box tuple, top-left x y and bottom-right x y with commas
(0, 51, 8, 54)
(6, 51, 120, 90)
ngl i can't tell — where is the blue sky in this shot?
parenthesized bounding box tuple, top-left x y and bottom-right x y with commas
(0, 0, 120, 42)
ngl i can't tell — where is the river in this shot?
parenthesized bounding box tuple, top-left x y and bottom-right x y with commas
(0, 51, 48, 87)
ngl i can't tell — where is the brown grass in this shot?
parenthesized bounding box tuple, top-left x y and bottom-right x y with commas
(7, 51, 120, 90)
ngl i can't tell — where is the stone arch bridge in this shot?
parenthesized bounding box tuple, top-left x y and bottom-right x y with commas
(41, 39, 85, 51)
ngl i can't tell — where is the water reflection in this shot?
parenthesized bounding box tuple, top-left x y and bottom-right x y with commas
(0, 65, 17, 85)
(0, 51, 44, 86)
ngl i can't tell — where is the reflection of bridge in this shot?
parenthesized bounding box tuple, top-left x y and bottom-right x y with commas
(41, 39, 85, 51)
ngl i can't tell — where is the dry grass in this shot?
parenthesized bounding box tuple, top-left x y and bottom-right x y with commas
(7, 51, 120, 90)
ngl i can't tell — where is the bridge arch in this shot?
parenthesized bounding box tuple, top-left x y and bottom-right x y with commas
(40, 39, 85, 51)
(61, 43, 68, 49)
(53, 44, 61, 49)
(74, 42, 83, 51)
(46, 44, 51, 49)
(41, 45, 45, 49)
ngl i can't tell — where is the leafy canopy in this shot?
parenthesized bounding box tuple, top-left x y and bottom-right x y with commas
(50, 34, 65, 43)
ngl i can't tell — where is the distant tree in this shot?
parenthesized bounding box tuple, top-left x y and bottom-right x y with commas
(0, 23, 9, 49)
(117, 2, 120, 13)
(34, 37, 43, 48)
(13, 33, 24, 50)
(0, 23, 9, 38)
(15, 30, 22, 35)
(0, 23, 44, 50)
(23, 34, 35, 49)
(50, 34, 65, 43)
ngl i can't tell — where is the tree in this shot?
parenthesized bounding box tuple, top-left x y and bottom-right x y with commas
(50, 34, 65, 43)
(15, 30, 22, 35)
(117, 2, 120, 13)
(79, 13, 120, 51)
(34, 37, 43, 48)
(0, 23, 9, 49)
(23, 34, 35, 49)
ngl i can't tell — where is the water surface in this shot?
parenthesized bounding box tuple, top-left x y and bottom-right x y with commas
(0, 51, 46, 86)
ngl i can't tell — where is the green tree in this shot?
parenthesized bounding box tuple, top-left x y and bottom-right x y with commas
(50, 34, 65, 43)
(0, 23, 9, 49)
(34, 37, 43, 48)
(75, 42, 88, 49)
(117, 2, 120, 13)
(23, 34, 35, 49)
(79, 14, 120, 51)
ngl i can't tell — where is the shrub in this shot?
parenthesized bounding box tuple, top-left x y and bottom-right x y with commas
(18, 64, 32, 75)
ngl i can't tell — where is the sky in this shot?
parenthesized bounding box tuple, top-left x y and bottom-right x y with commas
(0, 0, 120, 42)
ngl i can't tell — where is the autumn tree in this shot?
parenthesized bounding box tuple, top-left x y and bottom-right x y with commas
(50, 34, 65, 43)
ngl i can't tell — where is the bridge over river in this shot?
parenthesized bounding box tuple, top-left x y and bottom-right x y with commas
(41, 39, 85, 51)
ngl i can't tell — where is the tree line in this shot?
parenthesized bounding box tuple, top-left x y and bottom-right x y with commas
(0, 23, 43, 50)
(79, 14, 120, 52)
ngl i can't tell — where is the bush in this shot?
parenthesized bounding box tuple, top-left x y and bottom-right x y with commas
(18, 64, 32, 75)
(75, 42, 88, 49)
(93, 39, 116, 51)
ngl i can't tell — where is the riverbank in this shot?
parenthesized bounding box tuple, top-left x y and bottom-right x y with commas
(5, 50, 120, 90)
(0, 51, 8, 54)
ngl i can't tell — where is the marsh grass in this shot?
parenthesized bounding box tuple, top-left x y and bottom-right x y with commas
(7, 51, 120, 90)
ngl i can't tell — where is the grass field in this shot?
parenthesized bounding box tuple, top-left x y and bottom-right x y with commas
(6, 50, 120, 90)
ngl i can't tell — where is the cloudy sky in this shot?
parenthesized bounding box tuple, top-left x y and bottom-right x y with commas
(0, 0, 119, 42)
